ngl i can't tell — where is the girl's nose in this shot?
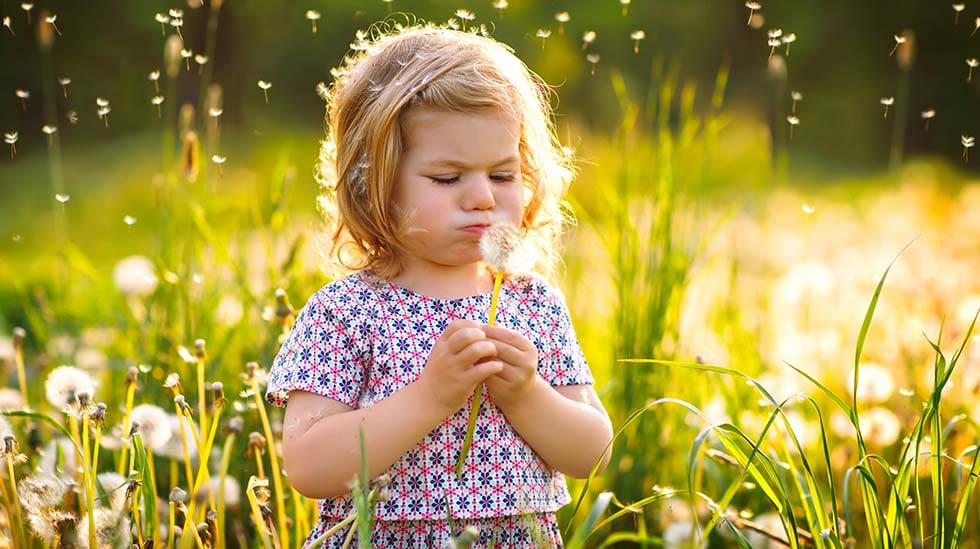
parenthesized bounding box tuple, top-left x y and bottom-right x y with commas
(462, 176, 495, 210)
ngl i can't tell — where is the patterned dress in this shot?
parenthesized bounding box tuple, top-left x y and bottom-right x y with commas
(266, 271, 595, 548)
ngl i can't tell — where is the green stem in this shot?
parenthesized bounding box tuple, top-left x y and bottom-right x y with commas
(253, 380, 289, 548)
(118, 382, 137, 476)
(455, 271, 503, 478)
(216, 432, 238, 549)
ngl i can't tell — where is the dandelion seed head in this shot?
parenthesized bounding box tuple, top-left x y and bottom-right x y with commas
(168, 8, 183, 18)
(479, 223, 521, 272)
(768, 37, 781, 47)
(582, 30, 596, 44)
(194, 54, 208, 65)
(95, 472, 128, 511)
(630, 30, 646, 40)
(97, 106, 111, 117)
(781, 32, 796, 44)
(41, 125, 56, 135)
(860, 406, 902, 446)
(129, 404, 171, 450)
(95, 97, 109, 107)
(15, 89, 29, 99)
(154, 13, 169, 24)
(967, 58, 979, 68)
(4, 132, 18, 144)
(0, 388, 25, 411)
(257, 80, 272, 90)
(455, 9, 475, 21)
(880, 96, 895, 106)
(57, 77, 70, 86)
(921, 109, 936, 119)
(746, 1, 762, 9)
(151, 95, 165, 106)
(54, 193, 70, 203)
(791, 90, 803, 101)
(123, 215, 137, 226)
(586, 53, 601, 63)
(536, 28, 552, 39)
(767, 28, 783, 39)
(44, 14, 56, 24)
(44, 365, 96, 409)
(112, 255, 158, 297)
(953, 2, 966, 12)
(556, 11, 570, 23)
(20, 3, 33, 12)
(493, 0, 508, 9)
(305, 10, 320, 21)
(66, 110, 78, 124)
(963, 135, 976, 147)
(149, 70, 160, 81)
(211, 154, 226, 164)
(180, 48, 192, 59)
(847, 362, 895, 403)
(786, 115, 800, 126)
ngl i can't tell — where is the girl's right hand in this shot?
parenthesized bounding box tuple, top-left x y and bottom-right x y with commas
(416, 319, 503, 414)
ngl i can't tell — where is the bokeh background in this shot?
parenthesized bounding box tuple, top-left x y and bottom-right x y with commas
(1, 1, 979, 547)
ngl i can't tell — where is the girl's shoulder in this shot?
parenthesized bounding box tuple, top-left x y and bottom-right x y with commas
(303, 271, 388, 316)
(505, 272, 568, 308)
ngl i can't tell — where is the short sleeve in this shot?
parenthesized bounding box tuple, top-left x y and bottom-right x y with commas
(530, 279, 595, 387)
(265, 288, 368, 408)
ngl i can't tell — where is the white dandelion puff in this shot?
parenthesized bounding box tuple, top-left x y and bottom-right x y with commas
(44, 365, 96, 410)
(479, 223, 521, 272)
(129, 404, 172, 450)
(112, 255, 158, 297)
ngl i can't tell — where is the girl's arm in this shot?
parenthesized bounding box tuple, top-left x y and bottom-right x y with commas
(281, 319, 504, 499)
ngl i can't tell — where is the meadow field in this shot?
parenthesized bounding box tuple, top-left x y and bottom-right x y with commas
(1, 1, 979, 547)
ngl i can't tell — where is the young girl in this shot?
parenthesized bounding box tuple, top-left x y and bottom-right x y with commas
(266, 22, 613, 548)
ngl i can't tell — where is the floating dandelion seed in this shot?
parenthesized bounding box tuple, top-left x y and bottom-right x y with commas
(967, 58, 978, 82)
(455, 9, 475, 30)
(151, 95, 165, 117)
(169, 15, 183, 40)
(315, 81, 329, 101)
(3, 16, 14, 36)
(791, 90, 803, 113)
(555, 12, 569, 34)
(890, 33, 907, 56)
(180, 48, 192, 71)
(4, 132, 17, 159)
(55, 193, 70, 204)
(154, 13, 169, 35)
(15, 89, 29, 111)
(44, 13, 60, 36)
(953, 3, 966, 25)
(194, 54, 208, 74)
(921, 108, 936, 130)
(20, 3, 32, 24)
(148, 70, 161, 93)
(974, 16, 980, 35)
(582, 30, 596, 50)
(257, 80, 272, 104)
(801, 203, 815, 214)
(41, 125, 56, 145)
(880, 96, 894, 119)
(630, 30, 646, 54)
(66, 110, 77, 124)
(781, 32, 796, 55)
(57, 77, 70, 99)
(536, 28, 552, 49)
(209, 107, 223, 118)
(97, 105, 111, 128)
(767, 37, 781, 59)
(786, 115, 800, 139)
(963, 135, 975, 162)
(620, 0, 630, 16)
(586, 53, 601, 76)
(746, 1, 761, 25)
(306, 10, 320, 33)
(493, 0, 508, 17)
(211, 154, 227, 176)
(168, 8, 183, 18)
(123, 215, 137, 227)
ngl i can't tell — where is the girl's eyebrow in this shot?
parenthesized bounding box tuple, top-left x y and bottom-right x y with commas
(426, 155, 520, 169)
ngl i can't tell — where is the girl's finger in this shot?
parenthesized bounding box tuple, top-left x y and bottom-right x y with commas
(482, 324, 535, 352)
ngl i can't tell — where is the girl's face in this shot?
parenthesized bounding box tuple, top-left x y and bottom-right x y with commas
(392, 106, 524, 275)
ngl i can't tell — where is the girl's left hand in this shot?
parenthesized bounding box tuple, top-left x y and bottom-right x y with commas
(480, 324, 539, 408)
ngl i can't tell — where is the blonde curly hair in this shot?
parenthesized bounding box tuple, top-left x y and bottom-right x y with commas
(316, 21, 576, 281)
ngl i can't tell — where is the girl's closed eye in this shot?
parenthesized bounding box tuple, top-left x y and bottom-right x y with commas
(428, 173, 516, 184)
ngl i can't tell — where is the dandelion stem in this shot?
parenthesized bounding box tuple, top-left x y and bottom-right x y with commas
(252, 378, 289, 549)
(197, 360, 208, 444)
(246, 476, 275, 549)
(82, 414, 97, 549)
(183, 400, 223, 544)
(217, 431, 238, 549)
(168, 501, 177, 549)
(4, 458, 26, 548)
(455, 270, 504, 478)
(174, 404, 196, 493)
(118, 381, 137, 476)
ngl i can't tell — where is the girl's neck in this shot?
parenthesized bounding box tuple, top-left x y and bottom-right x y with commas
(387, 262, 494, 300)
